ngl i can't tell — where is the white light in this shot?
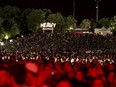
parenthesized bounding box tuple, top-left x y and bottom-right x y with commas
(54, 58, 57, 63)
(47, 58, 49, 60)
(8, 56, 10, 59)
(1, 42, 4, 46)
(76, 58, 79, 62)
(85, 59, 87, 63)
(17, 43, 19, 45)
(21, 35, 24, 38)
(2, 57, 4, 60)
(93, 56, 95, 59)
(36, 56, 38, 60)
(66, 58, 69, 61)
(16, 60, 18, 62)
(10, 39, 13, 42)
(110, 62, 112, 64)
(108, 59, 110, 62)
(71, 58, 74, 63)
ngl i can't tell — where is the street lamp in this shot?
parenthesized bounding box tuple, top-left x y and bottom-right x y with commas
(95, 0, 101, 23)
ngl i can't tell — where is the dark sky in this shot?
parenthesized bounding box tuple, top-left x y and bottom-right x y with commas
(0, 0, 116, 21)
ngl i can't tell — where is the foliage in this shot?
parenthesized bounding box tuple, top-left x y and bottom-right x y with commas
(27, 9, 46, 32)
(0, 18, 4, 41)
(65, 16, 77, 31)
(47, 12, 66, 32)
(20, 8, 32, 33)
(109, 16, 116, 34)
(0, 6, 21, 39)
(80, 19, 89, 28)
(98, 18, 110, 28)
(0, 5, 115, 40)
(47, 13, 77, 33)
(1, 18, 20, 39)
(0, 6, 21, 22)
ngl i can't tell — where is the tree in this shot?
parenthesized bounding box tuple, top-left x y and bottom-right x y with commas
(1, 18, 20, 39)
(80, 19, 90, 28)
(2, 6, 20, 19)
(27, 9, 46, 33)
(10, 19, 20, 36)
(47, 12, 65, 33)
(0, 18, 4, 41)
(65, 16, 77, 32)
(0, 6, 21, 38)
(43, 9, 52, 18)
(98, 18, 110, 28)
(1, 5, 21, 27)
(110, 16, 116, 34)
(20, 8, 32, 33)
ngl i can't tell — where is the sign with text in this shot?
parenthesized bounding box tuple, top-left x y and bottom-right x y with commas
(40, 22, 56, 30)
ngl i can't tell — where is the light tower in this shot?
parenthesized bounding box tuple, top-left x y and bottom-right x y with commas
(73, 0, 75, 18)
(73, 0, 76, 29)
(95, 0, 101, 23)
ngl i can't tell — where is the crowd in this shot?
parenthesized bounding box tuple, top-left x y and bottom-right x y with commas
(0, 55, 116, 87)
(1, 33, 116, 54)
(0, 33, 116, 87)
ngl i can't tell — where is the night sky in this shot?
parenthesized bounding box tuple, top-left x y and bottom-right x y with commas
(0, 0, 116, 21)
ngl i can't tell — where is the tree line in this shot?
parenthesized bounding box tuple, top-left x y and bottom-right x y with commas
(0, 6, 116, 41)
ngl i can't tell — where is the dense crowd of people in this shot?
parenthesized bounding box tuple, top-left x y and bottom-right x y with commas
(1, 33, 116, 53)
(0, 55, 116, 87)
(0, 33, 116, 87)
